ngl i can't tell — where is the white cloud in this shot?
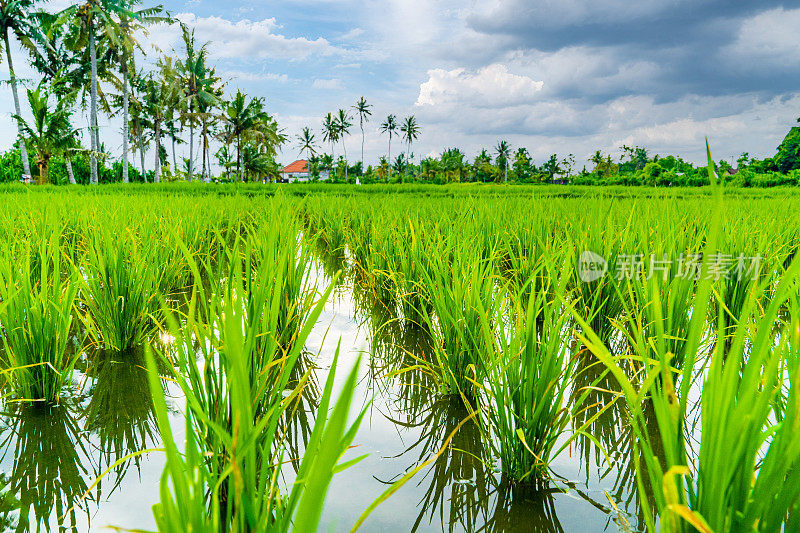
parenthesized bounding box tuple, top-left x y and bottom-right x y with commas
(723, 7, 800, 70)
(145, 13, 341, 62)
(416, 65, 544, 108)
(220, 70, 292, 83)
(312, 78, 343, 90)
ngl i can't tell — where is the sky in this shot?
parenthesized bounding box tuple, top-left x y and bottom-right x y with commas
(2, 0, 800, 170)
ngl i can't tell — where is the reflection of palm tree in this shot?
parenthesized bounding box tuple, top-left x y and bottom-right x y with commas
(3, 403, 91, 532)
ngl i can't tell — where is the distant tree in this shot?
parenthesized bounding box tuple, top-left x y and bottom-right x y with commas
(296, 127, 317, 160)
(380, 114, 398, 182)
(2, 0, 44, 180)
(542, 154, 561, 181)
(352, 96, 371, 182)
(14, 86, 77, 184)
(775, 125, 800, 173)
(495, 140, 511, 183)
(335, 109, 352, 181)
(400, 115, 420, 182)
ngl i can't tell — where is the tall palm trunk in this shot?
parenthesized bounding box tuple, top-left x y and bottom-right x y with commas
(122, 59, 129, 183)
(360, 122, 365, 181)
(138, 127, 146, 181)
(66, 158, 76, 184)
(236, 135, 242, 182)
(88, 25, 100, 184)
(200, 122, 207, 181)
(387, 136, 392, 182)
(154, 120, 161, 183)
(4, 28, 32, 181)
(171, 133, 177, 172)
(188, 121, 194, 182)
(342, 141, 348, 181)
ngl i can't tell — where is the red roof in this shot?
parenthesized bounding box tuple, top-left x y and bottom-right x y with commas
(282, 160, 309, 173)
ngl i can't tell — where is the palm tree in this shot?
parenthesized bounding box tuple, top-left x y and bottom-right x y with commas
(296, 127, 317, 160)
(156, 56, 182, 172)
(142, 72, 168, 182)
(379, 114, 397, 182)
(335, 109, 352, 181)
(219, 90, 261, 182)
(352, 96, 371, 184)
(400, 115, 420, 181)
(59, 0, 137, 184)
(111, 2, 166, 183)
(496, 140, 511, 184)
(1, 0, 40, 181)
(322, 112, 338, 157)
(177, 25, 218, 182)
(13, 86, 77, 184)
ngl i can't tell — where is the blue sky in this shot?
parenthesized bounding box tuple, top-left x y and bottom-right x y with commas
(2, 0, 800, 169)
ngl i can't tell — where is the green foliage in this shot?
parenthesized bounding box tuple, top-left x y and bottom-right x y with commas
(0, 234, 80, 403)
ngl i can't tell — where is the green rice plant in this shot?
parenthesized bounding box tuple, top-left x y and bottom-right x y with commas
(80, 227, 166, 352)
(0, 234, 80, 403)
(479, 267, 610, 484)
(418, 239, 502, 398)
(145, 344, 367, 532)
(574, 145, 800, 532)
(144, 221, 372, 529)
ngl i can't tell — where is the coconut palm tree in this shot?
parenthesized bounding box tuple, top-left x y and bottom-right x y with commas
(58, 0, 140, 184)
(352, 96, 371, 183)
(176, 24, 218, 182)
(335, 109, 352, 181)
(13, 86, 77, 184)
(1, 0, 41, 181)
(400, 115, 420, 181)
(142, 72, 168, 182)
(496, 140, 511, 184)
(218, 90, 261, 182)
(322, 112, 338, 157)
(296, 127, 317, 160)
(156, 56, 182, 172)
(380, 114, 397, 182)
(111, 2, 167, 183)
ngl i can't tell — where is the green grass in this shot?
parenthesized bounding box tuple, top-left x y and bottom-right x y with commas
(0, 234, 80, 403)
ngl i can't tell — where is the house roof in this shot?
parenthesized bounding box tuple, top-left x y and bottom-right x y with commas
(282, 160, 309, 173)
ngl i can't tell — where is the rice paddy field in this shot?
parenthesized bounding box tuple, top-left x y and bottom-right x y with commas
(0, 178, 799, 532)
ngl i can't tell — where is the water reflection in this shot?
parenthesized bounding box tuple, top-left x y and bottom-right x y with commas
(2, 402, 91, 532)
(83, 348, 159, 492)
(381, 397, 490, 533)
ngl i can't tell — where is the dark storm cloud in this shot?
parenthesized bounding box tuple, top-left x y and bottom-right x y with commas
(465, 0, 800, 101)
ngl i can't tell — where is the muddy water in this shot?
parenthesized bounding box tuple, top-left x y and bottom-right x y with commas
(0, 268, 640, 532)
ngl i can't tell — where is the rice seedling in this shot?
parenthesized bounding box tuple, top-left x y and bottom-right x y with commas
(418, 239, 502, 399)
(573, 146, 800, 532)
(80, 227, 167, 353)
(479, 266, 611, 485)
(0, 234, 81, 403)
